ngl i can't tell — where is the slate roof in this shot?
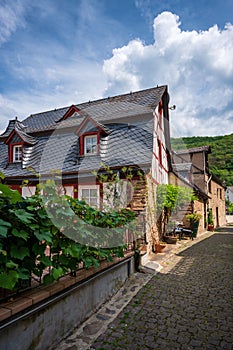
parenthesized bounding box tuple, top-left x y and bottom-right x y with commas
(14, 85, 167, 133)
(23, 121, 153, 178)
(1, 119, 27, 138)
(13, 128, 38, 145)
(173, 146, 211, 155)
(0, 86, 167, 180)
(172, 163, 192, 172)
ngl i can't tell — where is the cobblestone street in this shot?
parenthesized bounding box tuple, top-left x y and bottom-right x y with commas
(57, 228, 233, 350)
(92, 228, 233, 350)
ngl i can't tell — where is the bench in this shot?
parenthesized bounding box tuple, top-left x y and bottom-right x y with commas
(173, 227, 194, 240)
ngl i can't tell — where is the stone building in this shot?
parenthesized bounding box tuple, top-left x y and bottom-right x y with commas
(172, 146, 226, 231)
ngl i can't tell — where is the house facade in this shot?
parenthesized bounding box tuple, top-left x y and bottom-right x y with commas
(0, 86, 171, 253)
(226, 186, 233, 204)
(172, 146, 226, 231)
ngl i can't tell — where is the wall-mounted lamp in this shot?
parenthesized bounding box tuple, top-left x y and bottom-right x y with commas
(169, 105, 176, 110)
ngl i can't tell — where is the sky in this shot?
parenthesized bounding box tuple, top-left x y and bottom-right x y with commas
(0, 0, 233, 137)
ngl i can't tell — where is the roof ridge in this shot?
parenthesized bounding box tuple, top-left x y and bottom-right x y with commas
(25, 85, 167, 119)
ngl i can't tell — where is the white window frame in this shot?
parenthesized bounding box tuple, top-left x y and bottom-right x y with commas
(13, 145, 22, 162)
(64, 186, 74, 198)
(84, 135, 97, 155)
(78, 185, 100, 208)
(22, 186, 36, 198)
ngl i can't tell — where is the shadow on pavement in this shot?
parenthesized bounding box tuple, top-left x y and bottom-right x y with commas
(92, 229, 233, 350)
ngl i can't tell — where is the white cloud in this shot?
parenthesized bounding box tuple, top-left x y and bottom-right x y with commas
(0, 0, 28, 46)
(103, 11, 233, 136)
(1, 9, 232, 138)
(0, 59, 107, 134)
(0, 94, 17, 134)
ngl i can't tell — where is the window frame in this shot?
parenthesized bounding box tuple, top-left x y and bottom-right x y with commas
(78, 185, 100, 208)
(84, 134, 98, 155)
(12, 144, 23, 163)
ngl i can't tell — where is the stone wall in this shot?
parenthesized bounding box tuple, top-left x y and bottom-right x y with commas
(0, 255, 134, 350)
(208, 180, 226, 227)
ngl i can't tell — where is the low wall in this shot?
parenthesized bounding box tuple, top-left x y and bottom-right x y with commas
(0, 255, 134, 350)
(226, 215, 233, 224)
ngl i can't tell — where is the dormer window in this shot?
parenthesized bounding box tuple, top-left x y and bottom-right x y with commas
(76, 115, 110, 157)
(4, 118, 37, 164)
(13, 144, 23, 162)
(84, 135, 97, 155)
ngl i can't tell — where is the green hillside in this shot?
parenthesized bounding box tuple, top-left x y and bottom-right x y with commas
(171, 133, 233, 186)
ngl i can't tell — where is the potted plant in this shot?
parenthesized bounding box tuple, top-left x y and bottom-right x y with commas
(207, 209, 214, 231)
(186, 212, 202, 237)
(163, 221, 178, 244)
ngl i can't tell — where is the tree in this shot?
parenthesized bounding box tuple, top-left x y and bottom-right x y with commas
(156, 184, 197, 239)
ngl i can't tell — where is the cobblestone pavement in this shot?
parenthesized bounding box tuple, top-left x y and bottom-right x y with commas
(57, 228, 233, 350)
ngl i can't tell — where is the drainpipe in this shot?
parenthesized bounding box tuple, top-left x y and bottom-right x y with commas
(206, 174, 212, 195)
(206, 175, 213, 221)
(203, 150, 207, 193)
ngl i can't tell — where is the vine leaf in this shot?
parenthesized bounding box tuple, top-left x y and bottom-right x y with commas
(10, 245, 30, 260)
(0, 270, 18, 290)
(34, 229, 53, 243)
(0, 219, 11, 237)
(6, 260, 18, 269)
(52, 267, 63, 280)
(18, 268, 31, 280)
(12, 228, 29, 241)
(0, 183, 22, 203)
(12, 209, 35, 224)
(43, 274, 54, 285)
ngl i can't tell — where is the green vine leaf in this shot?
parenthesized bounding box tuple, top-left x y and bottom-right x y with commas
(17, 268, 31, 280)
(43, 274, 54, 285)
(0, 270, 18, 290)
(0, 219, 11, 237)
(39, 255, 52, 267)
(12, 209, 35, 224)
(34, 229, 53, 243)
(12, 228, 29, 241)
(52, 267, 63, 280)
(10, 245, 30, 260)
(0, 183, 22, 203)
(83, 256, 100, 269)
(6, 260, 18, 269)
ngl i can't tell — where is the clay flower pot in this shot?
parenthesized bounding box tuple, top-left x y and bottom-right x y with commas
(154, 243, 166, 253)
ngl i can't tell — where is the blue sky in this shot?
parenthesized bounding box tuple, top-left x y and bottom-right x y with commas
(0, 0, 233, 137)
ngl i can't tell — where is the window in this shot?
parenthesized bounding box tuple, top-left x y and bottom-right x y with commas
(22, 186, 36, 198)
(64, 186, 74, 198)
(158, 139, 162, 165)
(78, 185, 99, 207)
(217, 188, 223, 200)
(208, 180, 212, 193)
(180, 171, 189, 181)
(84, 135, 97, 155)
(13, 145, 22, 162)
